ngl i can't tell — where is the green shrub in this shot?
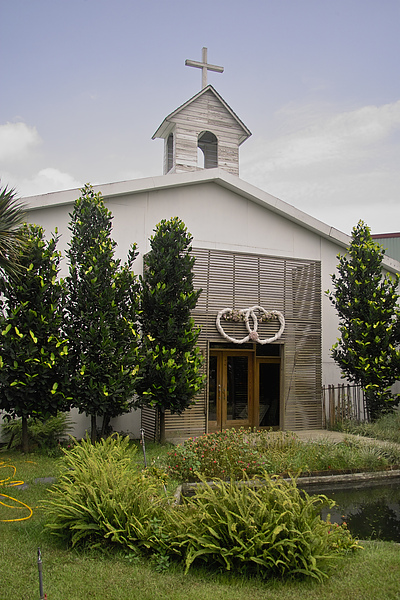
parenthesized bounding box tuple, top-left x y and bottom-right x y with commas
(369, 411, 400, 444)
(165, 427, 400, 482)
(277, 437, 400, 474)
(44, 434, 361, 581)
(1, 412, 74, 450)
(254, 429, 301, 452)
(330, 411, 400, 444)
(166, 429, 266, 481)
(165, 474, 360, 580)
(357, 440, 400, 466)
(44, 434, 169, 550)
(331, 419, 375, 437)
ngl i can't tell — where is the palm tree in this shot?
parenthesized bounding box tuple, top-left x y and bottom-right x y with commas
(0, 183, 26, 279)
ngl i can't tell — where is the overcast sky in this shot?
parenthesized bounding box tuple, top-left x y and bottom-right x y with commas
(1, 0, 399, 235)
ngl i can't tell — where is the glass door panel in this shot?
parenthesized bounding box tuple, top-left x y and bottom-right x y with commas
(208, 350, 252, 431)
(258, 361, 280, 427)
(226, 356, 248, 421)
(208, 355, 218, 422)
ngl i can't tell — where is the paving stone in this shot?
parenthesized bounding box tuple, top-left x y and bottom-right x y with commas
(34, 477, 57, 485)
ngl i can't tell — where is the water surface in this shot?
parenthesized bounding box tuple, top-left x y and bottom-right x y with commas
(320, 483, 400, 541)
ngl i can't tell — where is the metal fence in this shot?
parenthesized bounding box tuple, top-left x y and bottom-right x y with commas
(322, 384, 368, 427)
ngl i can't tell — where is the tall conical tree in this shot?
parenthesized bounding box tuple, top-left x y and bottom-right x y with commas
(136, 217, 205, 442)
(0, 223, 69, 452)
(64, 184, 140, 442)
(327, 220, 400, 420)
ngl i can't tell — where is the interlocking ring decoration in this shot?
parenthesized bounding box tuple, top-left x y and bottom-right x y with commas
(216, 305, 285, 345)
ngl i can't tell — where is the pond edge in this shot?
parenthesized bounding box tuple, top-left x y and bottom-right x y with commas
(174, 469, 400, 504)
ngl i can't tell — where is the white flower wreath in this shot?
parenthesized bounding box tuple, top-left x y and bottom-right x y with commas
(216, 305, 285, 345)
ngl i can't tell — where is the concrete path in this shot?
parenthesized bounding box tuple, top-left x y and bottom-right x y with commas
(293, 429, 350, 443)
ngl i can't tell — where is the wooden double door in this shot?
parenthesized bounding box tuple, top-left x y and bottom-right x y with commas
(208, 348, 281, 432)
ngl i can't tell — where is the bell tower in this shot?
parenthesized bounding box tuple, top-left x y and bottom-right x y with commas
(152, 48, 251, 176)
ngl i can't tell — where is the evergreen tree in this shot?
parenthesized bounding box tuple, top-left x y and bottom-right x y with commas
(64, 185, 140, 442)
(136, 217, 205, 441)
(0, 223, 69, 452)
(327, 220, 400, 420)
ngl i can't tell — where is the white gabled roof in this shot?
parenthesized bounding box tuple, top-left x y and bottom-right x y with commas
(24, 168, 400, 275)
(152, 85, 252, 145)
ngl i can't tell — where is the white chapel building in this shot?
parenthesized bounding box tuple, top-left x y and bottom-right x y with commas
(21, 50, 400, 442)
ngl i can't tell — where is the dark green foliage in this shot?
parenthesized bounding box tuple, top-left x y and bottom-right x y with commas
(0, 182, 26, 279)
(1, 412, 74, 450)
(327, 221, 400, 420)
(136, 217, 205, 436)
(64, 184, 140, 441)
(168, 475, 359, 580)
(0, 223, 69, 452)
(44, 434, 360, 581)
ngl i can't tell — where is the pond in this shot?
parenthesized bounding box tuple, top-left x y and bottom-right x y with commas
(319, 481, 400, 542)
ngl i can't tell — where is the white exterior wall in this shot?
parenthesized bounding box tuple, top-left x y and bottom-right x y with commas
(29, 179, 341, 270)
(3, 169, 398, 440)
(27, 174, 346, 383)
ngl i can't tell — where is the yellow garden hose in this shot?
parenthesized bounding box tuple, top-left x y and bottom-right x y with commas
(0, 460, 34, 522)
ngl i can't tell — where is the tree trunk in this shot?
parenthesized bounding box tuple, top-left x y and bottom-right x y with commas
(100, 414, 110, 438)
(364, 389, 385, 422)
(91, 414, 97, 443)
(21, 416, 29, 453)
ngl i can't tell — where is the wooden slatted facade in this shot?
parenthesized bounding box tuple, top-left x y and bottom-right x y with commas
(142, 247, 322, 441)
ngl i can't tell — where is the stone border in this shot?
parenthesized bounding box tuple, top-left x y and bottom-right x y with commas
(294, 469, 400, 492)
(174, 469, 400, 504)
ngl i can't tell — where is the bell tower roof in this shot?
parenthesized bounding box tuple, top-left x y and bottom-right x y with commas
(152, 49, 251, 176)
(152, 85, 251, 144)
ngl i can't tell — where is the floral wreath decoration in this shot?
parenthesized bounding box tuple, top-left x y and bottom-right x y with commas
(216, 305, 285, 345)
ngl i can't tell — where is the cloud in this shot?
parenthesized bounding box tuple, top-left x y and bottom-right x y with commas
(0, 122, 81, 197)
(0, 122, 41, 161)
(240, 100, 400, 234)
(19, 168, 81, 197)
(244, 100, 400, 174)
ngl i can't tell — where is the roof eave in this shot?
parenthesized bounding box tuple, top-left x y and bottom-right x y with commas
(24, 169, 400, 275)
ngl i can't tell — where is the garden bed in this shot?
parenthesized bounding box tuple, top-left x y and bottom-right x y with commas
(165, 427, 400, 485)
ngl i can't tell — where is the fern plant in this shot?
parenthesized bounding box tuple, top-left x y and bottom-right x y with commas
(165, 473, 360, 580)
(44, 435, 361, 581)
(44, 434, 168, 550)
(1, 412, 73, 450)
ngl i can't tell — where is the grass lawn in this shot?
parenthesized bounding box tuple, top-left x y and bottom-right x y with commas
(1, 538, 400, 600)
(1, 447, 400, 600)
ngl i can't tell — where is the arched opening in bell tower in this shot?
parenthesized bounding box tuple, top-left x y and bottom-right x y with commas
(166, 133, 174, 173)
(197, 131, 218, 169)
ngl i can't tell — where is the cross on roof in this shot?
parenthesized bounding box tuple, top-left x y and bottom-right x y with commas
(185, 47, 224, 89)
